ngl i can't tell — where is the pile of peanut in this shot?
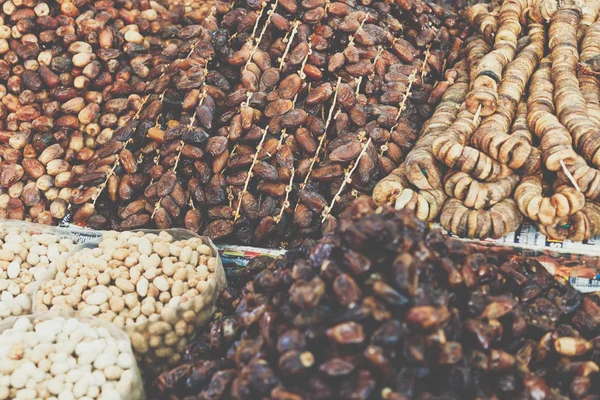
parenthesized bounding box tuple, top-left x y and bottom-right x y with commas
(33, 230, 225, 372)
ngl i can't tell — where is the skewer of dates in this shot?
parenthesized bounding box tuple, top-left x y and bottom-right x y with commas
(71, 0, 470, 248)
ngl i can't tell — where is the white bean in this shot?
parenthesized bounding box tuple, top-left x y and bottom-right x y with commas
(0, 315, 139, 399)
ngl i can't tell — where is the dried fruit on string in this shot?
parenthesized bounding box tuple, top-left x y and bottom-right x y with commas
(375, 0, 600, 241)
(465, 0, 530, 117)
(69, 0, 469, 248)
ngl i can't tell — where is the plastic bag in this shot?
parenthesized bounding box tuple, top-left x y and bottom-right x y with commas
(0, 220, 102, 322)
(0, 310, 144, 400)
(33, 228, 227, 373)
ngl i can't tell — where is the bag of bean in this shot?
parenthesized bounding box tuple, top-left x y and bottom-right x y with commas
(0, 310, 144, 400)
(0, 220, 102, 322)
(32, 228, 226, 373)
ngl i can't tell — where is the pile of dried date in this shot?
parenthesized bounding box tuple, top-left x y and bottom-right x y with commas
(0, 0, 188, 225)
(152, 196, 600, 399)
(69, 0, 469, 248)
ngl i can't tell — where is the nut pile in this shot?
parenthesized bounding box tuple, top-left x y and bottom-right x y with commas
(154, 197, 600, 399)
(0, 314, 142, 400)
(0, 0, 187, 225)
(32, 230, 226, 372)
(69, 0, 469, 248)
(375, 0, 600, 241)
(0, 224, 75, 321)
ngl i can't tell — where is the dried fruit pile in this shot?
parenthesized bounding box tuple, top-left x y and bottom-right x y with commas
(153, 197, 600, 399)
(160, 0, 214, 22)
(0, 0, 186, 225)
(69, 0, 469, 247)
(374, 0, 600, 241)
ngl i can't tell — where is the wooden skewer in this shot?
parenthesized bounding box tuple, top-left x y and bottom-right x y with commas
(321, 138, 372, 222)
(301, 76, 343, 187)
(91, 93, 152, 205)
(473, 103, 482, 124)
(234, 127, 268, 221)
(245, 0, 280, 72)
(278, 20, 299, 70)
(275, 167, 295, 223)
(560, 159, 581, 192)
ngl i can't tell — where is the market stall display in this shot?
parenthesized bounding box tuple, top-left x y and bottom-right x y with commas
(0, 0, 600, 398)
(154, 196, 600, 399)
(374, 0, 600, 242)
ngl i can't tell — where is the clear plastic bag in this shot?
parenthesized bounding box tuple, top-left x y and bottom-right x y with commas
(0, 310, 144, 400)
(33, 228, 227, 373)
(0, 220, 102, 322)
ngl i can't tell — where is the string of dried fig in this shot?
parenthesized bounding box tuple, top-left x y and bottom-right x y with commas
(375, 9, 540, 237)
(439, 197, 523, 239)
(395, 33, 526, 228)
(372, 59, 470, 220)
(546, 3, 600, 204)
(372, 162, 447, 222)
(405, 38, 489, 193)
(576, 0, 600, 42)
(465, 0, 532, 117)
(550, 2, 600, 168)
(429, 34, 510, 183)
(521, 57, 600, 240)
(467, 3, 500, 44)
(469, 22, 544, 173)
(436, 15, 549, 238)
(446, 1, 600, 241)
(578, 21, 600, 128)
(431, 11, 545, 183)
(431, 82, 511, 182)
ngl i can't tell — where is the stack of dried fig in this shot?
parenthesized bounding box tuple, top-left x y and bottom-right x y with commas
(374, 0, 600, 242)
(152, 197, 600, 399)
(70, 0, 469, 247)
